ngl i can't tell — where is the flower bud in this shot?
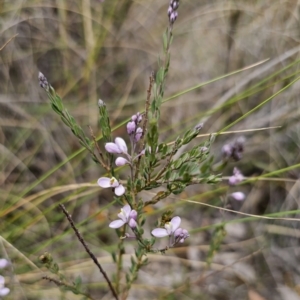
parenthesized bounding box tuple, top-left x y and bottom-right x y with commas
(115, 157, 129, 166)
(129, 209, 138, 220)
(222, 144, 233, 159)
(136, 112, 143, 123)
(228, 168, 244, 186)
(195, 122, 203, 131)
(169, 11, 178, 24)
(98, 99, 105, 107)
(127, 121, 136, 135)
(134, 127, 143, 142)
(129, 218, 137, 229)
(172, 1, 179, 10)
(230, 192, 245, 201)
(0, 259, 9, 269)
(105, 143, 122, 154)
(38, 72, 49, 90)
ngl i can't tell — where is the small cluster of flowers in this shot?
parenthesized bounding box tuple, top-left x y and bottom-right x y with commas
(127, 112, 143, 144)
(38, 72, 49, 90)
(228, 167, 244, 186)
(108, 205, 189, 246)
(167, 0, 179, 24)
(151, 216, 189, 245)
(222, 137, 247, 202)
(109, 204, 137, 229)
(0, 259, 10, 297)
(97, 112, 145, 196)
(222, 136, 245, 161)
(97, 110, 189, 246)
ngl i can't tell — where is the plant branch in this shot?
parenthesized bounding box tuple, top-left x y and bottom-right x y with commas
(59, 204, 119, 300)
(42, 276, 95, 300)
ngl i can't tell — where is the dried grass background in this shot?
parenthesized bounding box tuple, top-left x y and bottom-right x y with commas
(1, 0, 300, 299)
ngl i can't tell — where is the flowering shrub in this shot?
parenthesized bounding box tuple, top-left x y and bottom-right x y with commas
(36, 0, 249, 299)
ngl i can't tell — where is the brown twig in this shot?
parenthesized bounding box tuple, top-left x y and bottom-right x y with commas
(59, 204, 119, 300)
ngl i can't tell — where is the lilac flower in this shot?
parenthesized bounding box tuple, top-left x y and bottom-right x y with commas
(109, 205, 137, 229)
(152, 216, 189, 245)
(97, 177, 125, 196)
(151, 216, 181, 238)
(127, 113, 143, 143)
(230, 192, 246, 201)
(174, 228, 189, 243)
(105, 137, 128, 154)
(0, 276, 9, 297)
(228, 167, 244, 186)
(0, 259, 9, 269)
(222, 136, 245, 161)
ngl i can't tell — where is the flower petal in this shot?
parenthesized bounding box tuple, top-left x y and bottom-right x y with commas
(115, 157, 129, 166)
(129, 210, 137, 220)
(97, 177, 111, 188)
(0, 259, 9, 269)
(0, 287, 10, 296)
(151, 228, 168, 238)
(129, 218, 137, 229)
(105, 142, 122, 154)
(127, 121, 136, 135)
(230, 192, 245, 201)
(110, 177, 120, 188)
(170, 216, 181, 233)
(115, 137, 128, 153)
(134, 127, 143, 142)
(118, 205, 130, 222)
(122, 205, 131, 216)
(115, 184, 125, 196)
(174, 228, 183, 238)
(109, 219, 126, 228)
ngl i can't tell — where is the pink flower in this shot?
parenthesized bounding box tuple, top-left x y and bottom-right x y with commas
(151, 216, 181, 238)
(97, 177, 125, 196)
(152, 216, 189, 245)
(109, 205, 138, 229)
